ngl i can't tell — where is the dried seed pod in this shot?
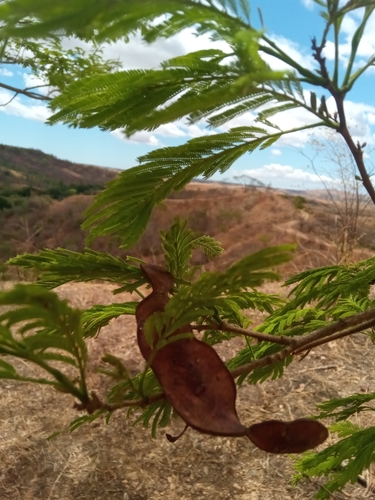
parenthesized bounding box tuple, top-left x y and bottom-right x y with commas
(246, 419, 328, 454)
(136, 264, 175, 360)
(136, 263, 329, 452)
(136, 264, 246, 436)
(151, 336, 247, 436)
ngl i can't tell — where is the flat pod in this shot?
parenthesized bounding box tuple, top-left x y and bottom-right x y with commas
(136, 263, 246, 436)
(136, 263, 175, 360)
(246, 419, 329, 454)
(136, 263, 329, 452)
(151, 336, 247, 436)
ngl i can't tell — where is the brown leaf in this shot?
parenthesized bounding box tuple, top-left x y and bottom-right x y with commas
(246, 419, 328, 454)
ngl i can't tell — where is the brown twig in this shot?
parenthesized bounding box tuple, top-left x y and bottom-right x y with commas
(74, 391, 165, 414)
(193, 322, 294, 345)
(76, 309, 375, 413)
(0, 81, 51, 101)
(310, 34, 375, 205)
(335, 92, 375, 205)
(293, 318, 375, 354)
(229, 308, 375, 378)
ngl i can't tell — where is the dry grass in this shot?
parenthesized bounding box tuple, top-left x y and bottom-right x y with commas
(1, 282, 375, 499)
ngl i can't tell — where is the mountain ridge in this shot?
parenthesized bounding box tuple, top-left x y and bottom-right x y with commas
(0, 143, 120, 190)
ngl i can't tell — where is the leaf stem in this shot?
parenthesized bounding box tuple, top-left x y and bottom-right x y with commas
(194, 322, 294, 345)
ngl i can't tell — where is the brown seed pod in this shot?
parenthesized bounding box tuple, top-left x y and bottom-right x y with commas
(246, 419, 329, 454)
(136, 264, 175, 360)
(151, 336, 247, 436)
(136, 263, 329, 452)
(136, 264, 246, 436)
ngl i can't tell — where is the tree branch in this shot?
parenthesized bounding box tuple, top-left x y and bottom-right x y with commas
(229, 308, 375, 378)
(82, 308, 375, 415)
(293, 317, 375, 354)
(334, 93, 375, 205)
(193, 321, 294, 345)
(309, 32, 375, 206)
(0, 81, 51, 101)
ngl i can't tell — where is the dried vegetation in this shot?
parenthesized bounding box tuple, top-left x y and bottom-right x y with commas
(1, 280, 375, 499)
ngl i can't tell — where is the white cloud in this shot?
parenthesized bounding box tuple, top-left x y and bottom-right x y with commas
(111, 129, 160, 146)
(0, 89, 50, 121)
(62, 29, 231, 71)
(323, 11, 375, 67)
(301, 0, 314, 10)
(271, 149, 282, 156)
(111, 119, 215, 145)
(239, 163, 340, 185)
(260, 35, 316, 72)
(0, 68, 13, 77)
(23, 73, 48, 89)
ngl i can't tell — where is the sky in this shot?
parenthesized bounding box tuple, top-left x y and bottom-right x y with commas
(1, 0, 375, 190)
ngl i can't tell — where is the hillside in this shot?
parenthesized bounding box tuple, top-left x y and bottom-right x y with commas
(0, 144, 119, 190)
(1, 144, 375, 278)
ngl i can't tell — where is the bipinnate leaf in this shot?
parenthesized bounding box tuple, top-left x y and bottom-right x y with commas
(7, 248, 145, 291)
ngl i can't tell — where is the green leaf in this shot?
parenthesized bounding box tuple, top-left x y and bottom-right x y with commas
(161, 218, 223, 281)
(316, 392, 375, 421)
(8, 248, 145, 291)
(342, 5, 375, 87)
(82, 123, 324, 249)
(0, 284, 89, 401)
(82, 303, 138, 338)
(294, 425, 375, 499)
(147, 245, 295, 334)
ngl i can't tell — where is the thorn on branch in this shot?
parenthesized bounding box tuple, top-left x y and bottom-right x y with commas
(311, 36, 329, 81)
(356, 141, 366, 153)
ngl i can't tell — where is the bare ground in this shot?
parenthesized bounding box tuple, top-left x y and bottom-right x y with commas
(1, 281, 375, 500)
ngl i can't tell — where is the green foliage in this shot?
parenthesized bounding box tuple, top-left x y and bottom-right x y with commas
(316, 392, 375, 422)
(0, 196, 12, 210)
(0, 284, 88, 401)
(294, 422, 375, 499)
(45, 183, 103, 200)
(7, 248, 147, 292)
(3, 0, 375, 496)
(83, 127, 324, 249)
(0, 34, 120, 103)
(283, 194, 306, 210)
(283, 258, 375, 310)
(142, 244, 294, 347)
(82, 303, 138, 338)
(161, 217, 223, 281)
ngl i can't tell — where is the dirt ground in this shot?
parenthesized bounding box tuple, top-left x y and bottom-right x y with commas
(1, 281, 375, 499)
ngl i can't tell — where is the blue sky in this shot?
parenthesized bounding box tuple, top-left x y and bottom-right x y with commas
(1, 0, 375, 190)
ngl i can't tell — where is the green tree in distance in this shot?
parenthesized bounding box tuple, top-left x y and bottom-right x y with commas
(0, 7, 120, 104)
(1, 1, 375, 497)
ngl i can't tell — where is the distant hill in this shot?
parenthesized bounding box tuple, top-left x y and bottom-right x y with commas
(0, 144, 119, 191)
(1, 144, 374, 280)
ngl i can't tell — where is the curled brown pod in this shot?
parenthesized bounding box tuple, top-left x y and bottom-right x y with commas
(246, 419, 329, 454)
